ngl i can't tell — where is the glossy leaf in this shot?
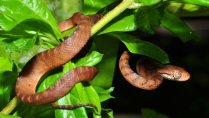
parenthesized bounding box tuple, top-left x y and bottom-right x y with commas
(6, 38, 35, 54)
(90, 35, 120, 88)
(110, 33, 169, 64)
(0, 57, 13, 72)
(76, 51, 103, 67)
(161, 11, 201, 42)
(3, 37, 43, 71)
(99, 10, 137, 34)
(0, 0, 61, 39)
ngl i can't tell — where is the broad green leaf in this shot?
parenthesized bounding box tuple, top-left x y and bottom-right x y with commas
(99, 10, 137, 34)
(110, 33, 169, 64)
(83, 0, 117, 14)
(6, 38, 35, 54)
(136, 7, 161, 34)
(142, 108, 170, 118)
(160, 11, 201, 42)
(44, 0, 83, 21)
(0, 0, 61, 39)
(0, 57, 13, 72)
(82, 85, 101, 113)
(3, 37, 43, 71)
(181, 0, 209, 7)
(90, 35, 119, 88)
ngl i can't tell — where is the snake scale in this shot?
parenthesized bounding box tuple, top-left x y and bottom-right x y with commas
(15, 13, 190, 108)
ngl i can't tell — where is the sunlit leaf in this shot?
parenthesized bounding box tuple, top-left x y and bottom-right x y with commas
(0, 57, 13, 72)
(99, 10, 137, 34)
(0, 0, 61, 39)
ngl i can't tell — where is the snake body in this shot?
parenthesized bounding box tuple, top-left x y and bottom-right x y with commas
(15, 12, 190, 108)
(15, 13, 100, 105)
(119, 51, 190, 90)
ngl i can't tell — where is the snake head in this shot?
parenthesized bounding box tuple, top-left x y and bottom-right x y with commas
(158, 65, 191, 81)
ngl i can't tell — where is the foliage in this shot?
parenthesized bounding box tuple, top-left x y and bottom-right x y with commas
(0, 0, 208, 117)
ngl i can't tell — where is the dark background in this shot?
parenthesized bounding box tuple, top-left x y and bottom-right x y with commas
(109, 17, 209, 118)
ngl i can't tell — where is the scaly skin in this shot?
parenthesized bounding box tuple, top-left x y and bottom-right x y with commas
(119, 51, 190, 90)
(15, 13, 100, 105)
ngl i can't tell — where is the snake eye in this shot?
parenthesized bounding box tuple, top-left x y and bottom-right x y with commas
(173, 70, 181, 79)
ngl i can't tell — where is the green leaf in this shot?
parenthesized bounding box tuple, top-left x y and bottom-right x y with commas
(138, 0, 161, 6)
(82, 85, 101, 113)
(76, 51, 103, 67)
(13, 104, 54, 118)
(55, 85, 89, 118)
(160, 11, 201, 42)
(0, 113, 21, 118)
(3, 37, 43, 71)
(83, 0, 117, 14)
(0, 57, 13, 72)
(99, 10, 137, 34)
(102, 109, 114, 118)
(93, 86, 114, 102)
(142, 108, 170, 118)
(0, 68, 18, 110)
(90, 35, 120, 88)
(0, 0, 61, 39)
(136, 7, 161, 34)
(180, 0, 209, 7)
(110, 33, 169, 64)
(6, 38, 35, 54)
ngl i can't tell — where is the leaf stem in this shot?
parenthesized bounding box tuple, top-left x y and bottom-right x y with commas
(91, 0, 135, 35)
(0, 96, 19, 115)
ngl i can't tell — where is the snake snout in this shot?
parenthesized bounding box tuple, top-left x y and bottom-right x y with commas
(174, 69, 190, 81)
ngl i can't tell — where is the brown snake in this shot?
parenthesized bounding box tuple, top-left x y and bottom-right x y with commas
(15, 12, 190, 110)
(119, 51, 190, 90)
(15, 13, 101, 108)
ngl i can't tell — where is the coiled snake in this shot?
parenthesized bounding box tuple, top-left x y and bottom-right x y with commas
(119, 51, 190, 90)
(15, 13, 190, 109)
